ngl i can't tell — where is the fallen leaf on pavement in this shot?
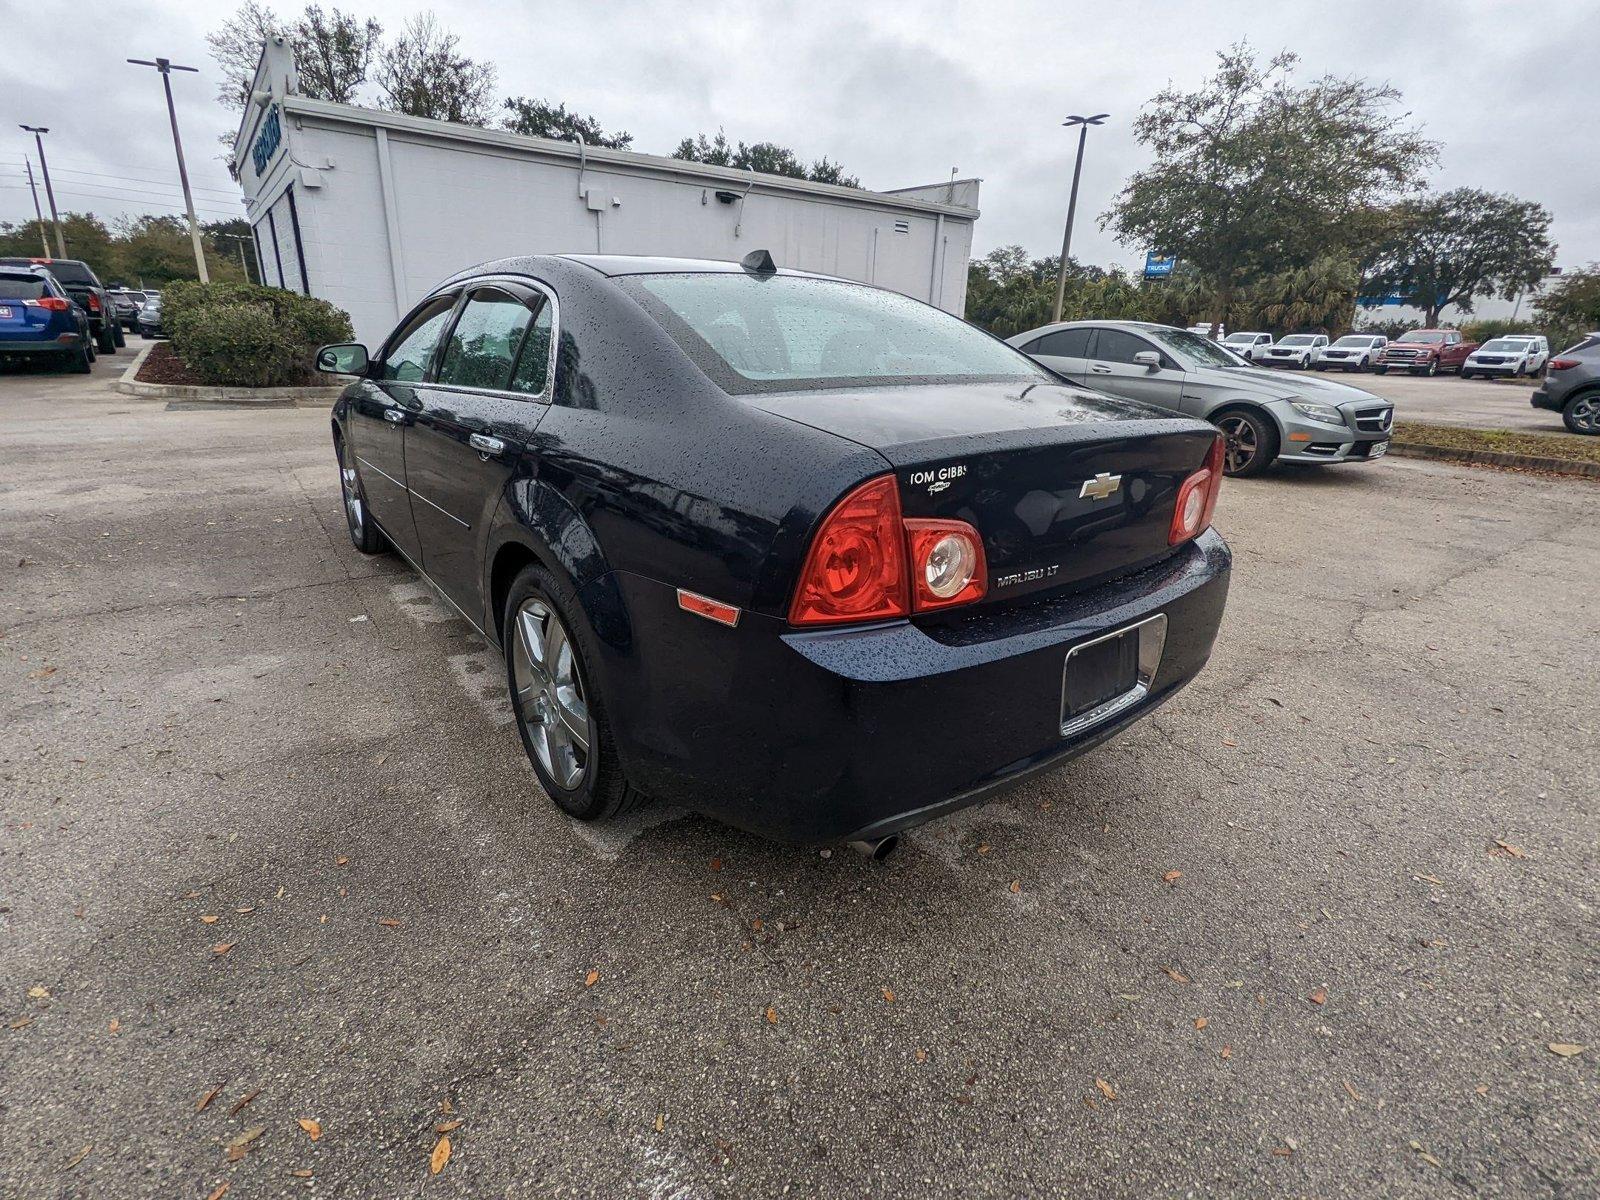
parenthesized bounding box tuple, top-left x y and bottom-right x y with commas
(976, 843, 991, 854)
(751, 919, 763, 932)
(297, 1118, 321, 1141)
(436, 1119, 462, 1133)
(1343, 1080, 1361, 1101)
(227, 1089, 261, 1116)
(290, 1170, 313, 1178)
(225, 1126, 265, 1160)
(1009, 880, 1021, 893)
(28, 665, 57, 680)
(377, 918, 401, 928)
(108, 1018, 121, 1035)
(1094, 1078, 1117, 1101)
(1548, 1043, 1587, 1057)
(335, 856, 348, 867)
(430, 1136, 451, 1175)
(10, 1016, 34, 1029)
(1162, 870, 1183, 884)
(196, 1085, 223, 1113)
(653, 1114, 664, 1132)
(1309, 988, 1328, 1005)
(211, 943, 234, 956)
(1271, 1147, 1293, 1158)
(1474, 1085, 1488, 1097)
(1414, 874, 1443, 885)
(201, 915, 219, 924)
(1494, 840, 1526, 859)
(65, 1145, 91, 1169)
(882, 987, 896, 1004)
(235, 906, 255, 915)
(205, 1184, 230, 1200)
(1221, 738, 1237, 748)
(1220, 1045, 1232, 1060)
(1163, 967, 1190, 985)
(709, 857, 722, 872)
(915, 1049, 927, 1063)
(764, 1006, 778, 1025)
(584, 970, 599, 988)
(1194, 1016, 1208, 1030)
(27, 986, 48, 999)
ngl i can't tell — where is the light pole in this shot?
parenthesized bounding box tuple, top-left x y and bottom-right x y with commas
(127, 57, 210, 283)
(1050, 113, 1108, 324)
(23, 158, 50, 257)
(19, 126, 66, 257)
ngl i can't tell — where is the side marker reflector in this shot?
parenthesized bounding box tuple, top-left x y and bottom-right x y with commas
(677, 589, 740, 628)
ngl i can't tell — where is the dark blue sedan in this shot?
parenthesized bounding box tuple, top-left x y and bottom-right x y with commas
(0, 267, 93, 372)
(318, 253, 1231, 855)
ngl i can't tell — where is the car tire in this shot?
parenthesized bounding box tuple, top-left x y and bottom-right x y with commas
(94, 323, 114, 354)
(1214, 407, 1279, 478)
(1562, 390, 1600, 436)
(336, 435, 387, 555)
(112, 324, 126, 348)
(70, 343, 92, 373)
(1373, 366, 1388, 375)
(86, 337, 96, 363)
(503, 563, 649, 823)
(1461, 370, 1475, 380)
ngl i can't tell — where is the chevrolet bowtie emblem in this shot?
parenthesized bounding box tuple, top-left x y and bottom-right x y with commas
(1079, 472, 1122, 501)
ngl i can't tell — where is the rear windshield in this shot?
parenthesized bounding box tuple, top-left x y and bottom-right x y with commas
(0, 258, 96, 285)
(117, 291, 147, 304)
(0, 275, 48, 299)
(627, 273, 1046, 394)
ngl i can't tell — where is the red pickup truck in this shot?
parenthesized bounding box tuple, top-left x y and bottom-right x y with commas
(1374, 329, 1478, 377)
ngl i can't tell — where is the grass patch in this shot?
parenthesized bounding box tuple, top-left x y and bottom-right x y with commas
(1392, 421, 1600, 468)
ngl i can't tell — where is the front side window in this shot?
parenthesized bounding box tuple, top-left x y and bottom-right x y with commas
(436, 289, 534, 390)
(381, 296, 457, 382)
(628, 274, 1046, 394)
(1092, 328, 1159, 365)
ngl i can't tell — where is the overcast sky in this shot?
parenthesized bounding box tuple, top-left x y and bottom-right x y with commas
(5, 0, 1596, 271)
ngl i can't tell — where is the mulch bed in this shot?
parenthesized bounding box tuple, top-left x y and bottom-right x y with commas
(133, 341, 205, 385)
(1392, 420, 1600, 468)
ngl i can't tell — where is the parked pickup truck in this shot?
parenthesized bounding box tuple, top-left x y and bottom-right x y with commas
(1374, 329, 1477, 376)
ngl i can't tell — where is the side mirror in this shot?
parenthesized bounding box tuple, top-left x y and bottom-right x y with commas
(1132, 350, 1161, 370)
(316, 343, 368, 375)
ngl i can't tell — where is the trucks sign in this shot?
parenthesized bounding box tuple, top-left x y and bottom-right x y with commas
(251, 105, 283, 177)
(1143, 253, 1176, 279)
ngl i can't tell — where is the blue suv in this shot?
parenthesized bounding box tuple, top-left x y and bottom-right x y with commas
(0, 267, 94, 372)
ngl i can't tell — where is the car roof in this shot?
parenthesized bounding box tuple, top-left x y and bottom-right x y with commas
(554, 253, 834, 280)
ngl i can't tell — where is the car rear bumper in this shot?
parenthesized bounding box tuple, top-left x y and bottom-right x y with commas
(0, 334, 79, 353)
(588, 530, 1231, 843)
(1530, 385, 1566, 411)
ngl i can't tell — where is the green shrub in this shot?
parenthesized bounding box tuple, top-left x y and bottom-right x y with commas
(1459, 318, 1542, 345)
(164, 281, 353, 387)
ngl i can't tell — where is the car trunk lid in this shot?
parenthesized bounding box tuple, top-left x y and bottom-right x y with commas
(747, 380, 1219, 606)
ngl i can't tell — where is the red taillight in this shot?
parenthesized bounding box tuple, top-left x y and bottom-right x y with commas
(1549, 357, 1579, 370)
(789, 476, 909, 626)
(28, 297, 71, 311)
(905, 519, 986, 612)
(1169, 436, 1224, 545)
(87, 293, 101, 312)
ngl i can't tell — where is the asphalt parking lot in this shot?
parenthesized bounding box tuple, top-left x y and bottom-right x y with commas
(2, 359, 1596, 1199)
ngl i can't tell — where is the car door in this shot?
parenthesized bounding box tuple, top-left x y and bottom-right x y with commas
(405, 281, 556, 624)
(350, 292, 460, 564)
(1017, 326, 1092, 384)
(1084, 327, 1184, 412)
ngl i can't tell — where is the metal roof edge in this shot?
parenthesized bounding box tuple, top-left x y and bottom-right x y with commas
(277, 95, 981, 219)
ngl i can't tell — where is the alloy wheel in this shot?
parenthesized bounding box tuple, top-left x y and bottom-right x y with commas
(511, 598, 592, 789)
(338, 443, 364, 537)
(1569, 395, 1600, 434)
(1218, 414, 1258, 474)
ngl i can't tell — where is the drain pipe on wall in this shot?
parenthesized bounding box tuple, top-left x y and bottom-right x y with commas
(928, 212, 945, 303)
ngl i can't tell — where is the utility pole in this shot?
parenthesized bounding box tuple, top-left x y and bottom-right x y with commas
(19, 127, 65, 257)
(127, 57, 210, 283)
(1051, 113, 1108, 324)
(23, 158, 50, 257)
(217, 233, 255, 282)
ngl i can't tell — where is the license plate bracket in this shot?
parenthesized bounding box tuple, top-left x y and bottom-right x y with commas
(1060, 614, 1168, 739)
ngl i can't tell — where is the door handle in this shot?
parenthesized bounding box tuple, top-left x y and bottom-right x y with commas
(469, 433, 506, 457)
(382, 408, 405, 423)
(1090, 365, 1112, 374)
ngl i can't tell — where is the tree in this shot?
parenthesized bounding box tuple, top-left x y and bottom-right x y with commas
(502, 98, 631, 149)
(207, 1, 286, 110)
(1363, 188, 1556, 326)
(1534, 265, 1600, 353)
(964, 248, 1154, 337)
(377, 12, 496, 126)
(1104, 44, 1436, 333)
(293, 5, 382, 104)
(1243, 255, 1360, 333)
(673, 129, 858, 187)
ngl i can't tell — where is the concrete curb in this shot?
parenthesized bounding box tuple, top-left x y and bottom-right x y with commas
(1389, 440, 1600, 479)
(115, 342, 342, 407)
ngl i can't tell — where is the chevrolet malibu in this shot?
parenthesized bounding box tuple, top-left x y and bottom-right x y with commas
(318, 254, 1231, 854)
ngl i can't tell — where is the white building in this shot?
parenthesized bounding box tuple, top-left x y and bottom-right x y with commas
(233, 39, 980, 344)
(1356, 271, 1568, 330)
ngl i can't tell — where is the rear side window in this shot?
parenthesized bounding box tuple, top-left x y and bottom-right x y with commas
(1030, 328, 1092, 358)
(381, 295, 457, 382)
(436, 289, 534, 390)
(508, 302, 554, 396)
(628, 274, 1045, 394)
(0, 275, 47, 300)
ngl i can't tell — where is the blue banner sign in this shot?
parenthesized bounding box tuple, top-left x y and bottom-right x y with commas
(251, 105, 283, 177)
(1143, 253, 1176, 279)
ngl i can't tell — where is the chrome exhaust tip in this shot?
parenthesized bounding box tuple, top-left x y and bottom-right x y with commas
(847, 834, 900, 862)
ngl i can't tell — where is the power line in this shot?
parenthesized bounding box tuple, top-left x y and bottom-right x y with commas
(9, 164, 242, 198)
(0, 183, 241, 219)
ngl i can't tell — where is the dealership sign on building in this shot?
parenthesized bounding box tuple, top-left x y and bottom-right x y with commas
(1143, 253, 1177, 279)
